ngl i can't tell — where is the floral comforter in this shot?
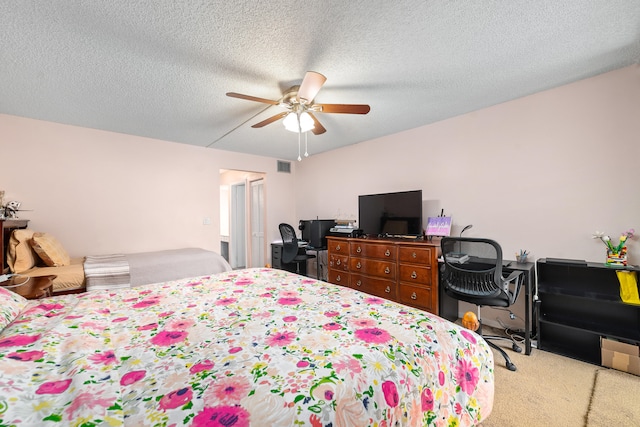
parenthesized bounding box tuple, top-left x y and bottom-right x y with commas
(0, 268, 493, 426)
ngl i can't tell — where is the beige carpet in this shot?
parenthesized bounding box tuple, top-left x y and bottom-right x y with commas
(482, 340, 640, 427)
(587, 368, 640, 425)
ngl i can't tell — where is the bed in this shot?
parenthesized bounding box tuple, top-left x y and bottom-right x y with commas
(5, 229, 232, 294)
(0, 267, 493, 426)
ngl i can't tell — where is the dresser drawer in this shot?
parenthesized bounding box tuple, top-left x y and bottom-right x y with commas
(328, 238, 349, 255)
(398, 264, 433, 285)
(398, 246, 435, 264)
(350, 257, 396, 280)
(350, 242, 397, 261)
(351, 274, 396, 300)
(329, 254, 349, 271)
(398, 283, 435, 313)
(328, 269, 350, 287)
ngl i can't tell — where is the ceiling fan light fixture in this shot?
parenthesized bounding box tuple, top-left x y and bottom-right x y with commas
(283, 112, 298, 132)
(299, 112, 314, 132)
(283, 111, 314, 133)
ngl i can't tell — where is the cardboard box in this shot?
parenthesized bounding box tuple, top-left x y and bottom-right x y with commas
(601, 337, 640, 376)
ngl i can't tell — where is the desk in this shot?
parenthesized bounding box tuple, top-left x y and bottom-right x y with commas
(439, 259, 535, 355)
(504, 260, 535, 355)
(271, 243, 329, 280)
(271, 243, 307, 276)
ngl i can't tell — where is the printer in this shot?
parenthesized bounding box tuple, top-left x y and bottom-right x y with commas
(298, 219, 336, 248)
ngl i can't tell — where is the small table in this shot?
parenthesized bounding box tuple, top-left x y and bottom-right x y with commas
(0, 275, 56, 299)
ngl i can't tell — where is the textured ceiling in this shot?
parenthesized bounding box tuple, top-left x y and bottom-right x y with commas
(1, 1, 639, 161)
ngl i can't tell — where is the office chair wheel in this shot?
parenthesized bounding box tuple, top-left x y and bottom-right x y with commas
(506, 362, 517, 372)
(512, 343, 522, 353)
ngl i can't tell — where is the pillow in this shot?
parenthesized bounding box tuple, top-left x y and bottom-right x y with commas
(0, 287, 28, 332)
(30, 232, 71, 267)
(7, 229, 37, 273)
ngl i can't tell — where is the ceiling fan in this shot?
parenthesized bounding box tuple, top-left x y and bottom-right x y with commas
(226, 71, 370, 136)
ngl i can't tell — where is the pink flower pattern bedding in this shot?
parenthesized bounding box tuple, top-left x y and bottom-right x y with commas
(0, 268, 493, 426)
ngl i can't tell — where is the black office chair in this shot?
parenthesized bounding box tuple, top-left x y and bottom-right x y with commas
(440, 237, 524, 371)
(279, 223, 316, 276)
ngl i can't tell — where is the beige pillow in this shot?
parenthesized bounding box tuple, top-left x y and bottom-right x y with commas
(30, 232, 71, 267)
(7, 229, 37, 273)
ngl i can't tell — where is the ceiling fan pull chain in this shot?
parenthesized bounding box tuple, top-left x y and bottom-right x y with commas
(304, 132, 309, 157)
(297, 131, 302, 161)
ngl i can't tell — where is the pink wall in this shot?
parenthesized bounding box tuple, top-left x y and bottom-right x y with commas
(296, 65, 640, 265)
(294, 65, 640, 327)
(0, 115, 297, 257)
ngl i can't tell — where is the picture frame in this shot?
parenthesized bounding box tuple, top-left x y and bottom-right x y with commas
(425, 216, 452, 236)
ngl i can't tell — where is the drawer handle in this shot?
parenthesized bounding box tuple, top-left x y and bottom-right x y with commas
(384, 267, 390, 274)
(411, 292, 417, 300)
(412, 252, 417, 258)
(356, 280, 362, 287)
(336, 275, 341, 282)
(385, 286, 391, 293)
(336, 259, 341, 266)
(356, 262, 362, 269)
(336, 244, 341, 251)
(356, 246, 362, 253)
(411, 271, 417, 279)
(385, 249, 391, 257)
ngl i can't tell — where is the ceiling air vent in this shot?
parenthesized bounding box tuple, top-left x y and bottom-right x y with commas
(277, 160, 291, 173)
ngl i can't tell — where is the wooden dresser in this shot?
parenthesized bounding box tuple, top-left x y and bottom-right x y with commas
(327, 236, 440, 315)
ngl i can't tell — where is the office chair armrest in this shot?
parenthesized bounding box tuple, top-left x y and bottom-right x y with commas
(503, 270, 522, 283)
(502, 270, 524, 302)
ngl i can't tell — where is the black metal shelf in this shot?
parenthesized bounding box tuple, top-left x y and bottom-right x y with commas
(538, 286, 621, 303)
(536, 259, 640, 365)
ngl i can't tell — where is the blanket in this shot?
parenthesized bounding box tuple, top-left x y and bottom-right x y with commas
(84, 248, 232, 291)
(83, 254, 130, 291)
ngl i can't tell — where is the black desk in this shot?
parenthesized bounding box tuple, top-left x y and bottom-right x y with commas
(271, 243, 328, 280)
(271, 243, 307, 276)
(439, 259, 536, 355)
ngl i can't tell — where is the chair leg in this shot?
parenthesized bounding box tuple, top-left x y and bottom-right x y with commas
(486, 339, 517, 371)
(476, 307, 517, 371)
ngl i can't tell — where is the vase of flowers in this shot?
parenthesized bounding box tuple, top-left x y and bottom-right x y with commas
(593, 229, 634, 266)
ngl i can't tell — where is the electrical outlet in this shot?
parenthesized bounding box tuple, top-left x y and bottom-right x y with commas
(203, 217, 211, 225)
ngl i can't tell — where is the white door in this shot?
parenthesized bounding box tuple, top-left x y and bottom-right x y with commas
(250, 179, 265, 267)
(230, 183, 246, 269)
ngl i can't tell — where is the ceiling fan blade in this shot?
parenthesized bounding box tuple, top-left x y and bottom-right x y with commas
(251, 112, 288, 128)
(308, 113, 326, 135)
(226, 92, 279, 105)
(297, 71, 327, 104)
(316, 103, 371, 114)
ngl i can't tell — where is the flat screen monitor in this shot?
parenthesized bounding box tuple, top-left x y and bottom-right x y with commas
(358, 190, 422, 237)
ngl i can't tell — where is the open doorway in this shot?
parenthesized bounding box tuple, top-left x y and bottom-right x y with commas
(220, 169, 266, 269)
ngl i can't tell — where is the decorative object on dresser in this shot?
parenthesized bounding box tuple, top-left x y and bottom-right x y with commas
(327, 236, 440, 314)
